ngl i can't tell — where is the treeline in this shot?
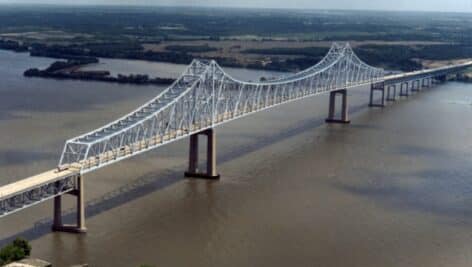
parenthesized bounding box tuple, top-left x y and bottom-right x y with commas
(24, 59, 175, 85)
(356, 44, 472, 71)
(0, 39, 28, 52)
(43, 58, 98, 72)
(244, 47, 328, 58)
(0, 238, 31, 265)
(29, 42, 194, 65)
(248, 57, 324, 72)
(165, 44, 218, 53)
(2, 38, 471, 73)
(243, 44, 472, 71)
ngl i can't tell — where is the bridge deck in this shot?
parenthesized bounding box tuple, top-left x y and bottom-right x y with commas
(0, 168, 78, 200)
(384, 61, 472, 84)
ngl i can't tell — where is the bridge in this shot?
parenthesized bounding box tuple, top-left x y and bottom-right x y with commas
(1, 43, 471, 233)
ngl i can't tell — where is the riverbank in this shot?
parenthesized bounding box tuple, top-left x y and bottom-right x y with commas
(2, 38, 471, 85)
(0, 38, 461, 73)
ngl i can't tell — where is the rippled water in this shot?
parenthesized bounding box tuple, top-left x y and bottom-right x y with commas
(2, 50, 472, 267)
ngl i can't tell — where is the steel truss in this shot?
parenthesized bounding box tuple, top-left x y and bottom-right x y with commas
(0, 175, 76, 217)
(58, 42, 384, 174)
(1, 42, 471, 219)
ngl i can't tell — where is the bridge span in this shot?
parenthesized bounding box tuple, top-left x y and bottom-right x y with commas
(1, 43, 471, 233)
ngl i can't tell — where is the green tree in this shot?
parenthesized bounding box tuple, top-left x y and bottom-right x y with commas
(0, 237, 32, 265)
(0, 244, 26, 264)
(13, 238, 31, 256)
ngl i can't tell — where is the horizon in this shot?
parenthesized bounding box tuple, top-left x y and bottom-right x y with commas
(0, 0, 471, 13)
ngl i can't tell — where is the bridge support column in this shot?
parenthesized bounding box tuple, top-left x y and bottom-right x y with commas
(52, 175, 86, 233)
(369, 82, 385, 107)
(411, 80, 420, 92)
(399, 82, 409, 97)
(325, 89, 350, 124)
(422, 78, 430, 88)
(437, 75, 447, 83)
(185, 128, 220, 179)
(386, 84, 397, 102)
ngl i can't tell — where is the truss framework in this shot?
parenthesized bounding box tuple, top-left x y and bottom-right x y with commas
(2, 43, 471, 219)
(0, 175, 76, 217)
(58, 42, 385, 173)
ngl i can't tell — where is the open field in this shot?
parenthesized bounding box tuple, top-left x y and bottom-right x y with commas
(0, 5, 471, 72)
(143, 40, 454, 68)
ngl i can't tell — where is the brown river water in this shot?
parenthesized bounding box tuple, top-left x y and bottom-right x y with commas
(1, 50, 472, 267)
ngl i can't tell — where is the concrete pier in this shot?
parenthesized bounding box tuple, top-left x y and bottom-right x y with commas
(399, 82, 409, 97)
(386, 84, 397, 102)
(52, 175, 86, 233)
(325, 89, 350, 124)
(422, 78, 432, 88)
(369, 82, 385, 107)
(437, 75, 447, 82)
(411, 80, 420, 92)
(185, 128, 220, 179)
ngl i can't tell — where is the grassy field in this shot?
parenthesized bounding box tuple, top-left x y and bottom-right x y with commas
(0, 5, 471, 72)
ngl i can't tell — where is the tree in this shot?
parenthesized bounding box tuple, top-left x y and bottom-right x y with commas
(0, 237, 32, 265)
(13, 238, 31, 256)
(0, 244, 25, 264)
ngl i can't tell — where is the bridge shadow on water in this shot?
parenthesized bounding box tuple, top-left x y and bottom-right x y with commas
(0, 100, 375, 246)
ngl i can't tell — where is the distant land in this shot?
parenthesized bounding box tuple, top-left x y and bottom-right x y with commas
(0, 5, 470, 82)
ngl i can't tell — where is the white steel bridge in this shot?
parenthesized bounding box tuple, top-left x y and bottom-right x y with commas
(1, 43, 471, 233)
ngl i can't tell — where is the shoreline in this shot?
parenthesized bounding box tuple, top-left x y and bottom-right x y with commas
(0, 38, 470, 85)
(23, 58, 176, 86)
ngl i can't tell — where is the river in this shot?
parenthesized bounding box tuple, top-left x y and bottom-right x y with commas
(1, 50, 472, 267)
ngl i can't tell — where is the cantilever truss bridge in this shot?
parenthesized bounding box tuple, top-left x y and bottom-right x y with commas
(1, 42, 471, 233)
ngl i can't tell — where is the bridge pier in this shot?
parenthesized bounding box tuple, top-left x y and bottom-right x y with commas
(325, 89, 350, 123)
(386, 84, 397, 102)
(369, 82, 385, 107)
(422, 78, 431, 88)
(437, 75, 447, 82)
(52, 175, 86, 233)
(399, 82, 409, 97)
(185, 128, 220, 179)
(411, 80, 420, 92)
(432, 78, 440, 85)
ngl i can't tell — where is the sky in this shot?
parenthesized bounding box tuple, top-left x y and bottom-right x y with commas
(0, 0, 471, 13)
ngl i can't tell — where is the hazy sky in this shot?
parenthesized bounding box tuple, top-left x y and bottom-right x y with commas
(0, 0, 471, 13)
